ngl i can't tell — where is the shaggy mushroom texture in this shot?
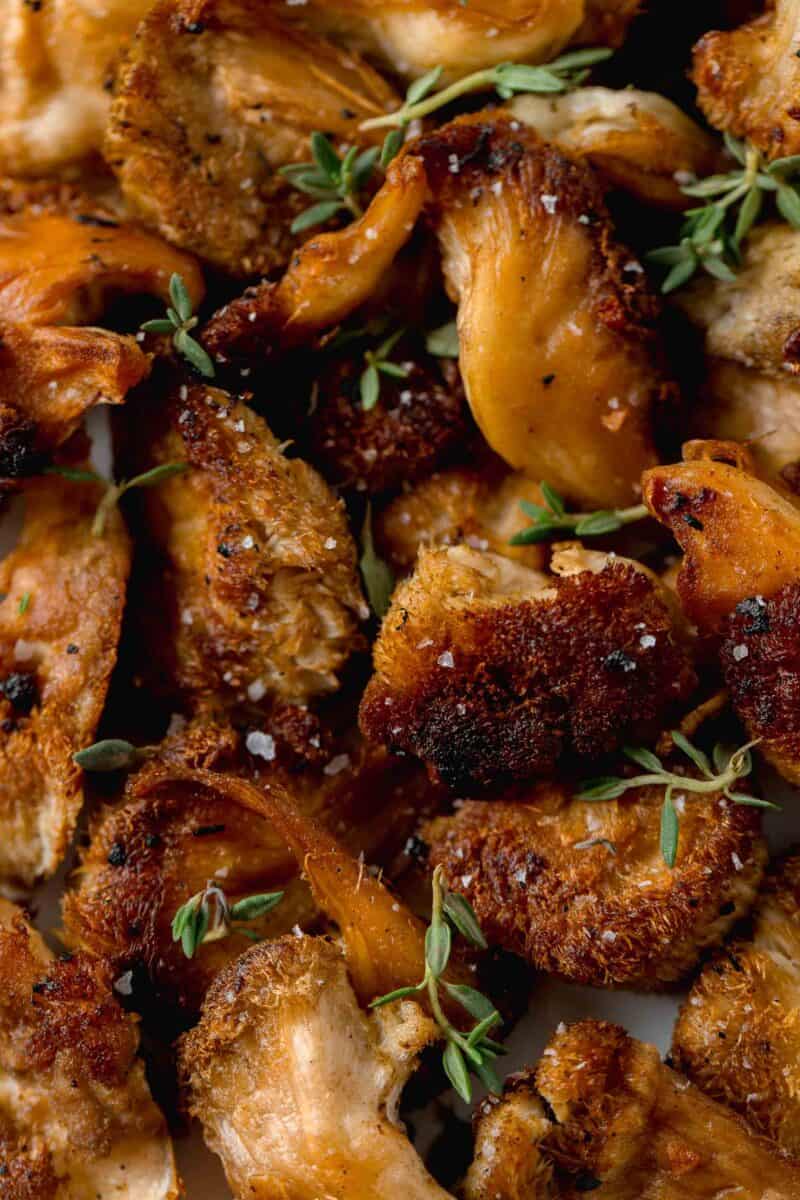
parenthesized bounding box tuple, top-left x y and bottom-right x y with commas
(360, 544, 696, 792)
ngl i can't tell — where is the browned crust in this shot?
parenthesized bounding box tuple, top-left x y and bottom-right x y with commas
(360, 557, 696, 792)
(105, 0, 396, 276)
(424, 782, 765, 989)
(721, 583, 800, 784)
(692, 9, 800, 162)
(306, 349, 469, 496)
(672, 852, 800, 1155)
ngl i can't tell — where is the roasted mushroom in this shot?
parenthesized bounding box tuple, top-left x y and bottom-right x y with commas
(511, 87, 718, 208)
(0, 202, 202, 475)
(206, 117, 674, 509)
(360, 544, 696, 792)
(672, 850, 800, 1157)
(105, 0, 397, 275)
(180, 935, 449, 1199)
(537, 1019, 800, 1197)
(121, 379, 366, 711)
(676, 225, 800, 485)
(465, 1073, 553, 1200)
(375, 455, 550, 574)
(0, 473, 130, 887)
(0, 0, 151, 174)
(63, 716, 442, 1013)
(0, 898, 179, 1198)
(425, 774, 766, 988)
(411, 117, 674, 509)
(693, 0, 800, 162)
(278, 0, 620, 84)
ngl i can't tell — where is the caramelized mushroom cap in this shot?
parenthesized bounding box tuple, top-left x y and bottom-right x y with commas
(425, 775, 766, 989)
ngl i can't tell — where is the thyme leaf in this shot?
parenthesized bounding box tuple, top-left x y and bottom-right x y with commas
(510, 483, 648, 545)
(359, 503, 395, 619)
(140, 273, 214, 377)
(370, 864, 503, 1104)
(281, 133, 381, 233)
(172, 883, 284, 959)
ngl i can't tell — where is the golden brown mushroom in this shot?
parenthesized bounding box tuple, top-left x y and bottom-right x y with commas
(693, 0, 800, 162)
(63, 716, 442, 1013)
(465, 1074, 554, 1200)
(0, 201, 202, 477)
(537, 1019, 800, 1197)
(644, 445, 800, 785)
(425, 775, 766, 989)
(0, 473, 130, 887)
(180, 935, 449, 1200)
(0, 0, 151, 174)
(672, 850, 800, 1157)
(120, 378, 366, 711)
(0, 898, 179, 1198)
(511, 87, 718, 208)
(105, 0, 398, 275)
(359, 544, 696, 792)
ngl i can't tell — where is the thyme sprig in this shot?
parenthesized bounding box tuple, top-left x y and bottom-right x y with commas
(648, 136, 800, 293)
(171, 883, 284, 959)
(280, 132, 380, 234)
(140, 273, 215, 377)
(360, 48, 613, 132)
(371, 865, 504, 1104)
(510, 482, 648, 545)
(579, 734, 775, 869)
(46, 461, 188, 536)
(360, 327, 410, 410)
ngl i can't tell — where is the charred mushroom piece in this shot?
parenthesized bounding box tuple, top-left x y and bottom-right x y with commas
(693, 0, 800, 163)
(537, 1020, 800, 1198)
(0, 474, 130, 886)
(425, 775, 766, 989)
(305, 342, 470, 497)
(644, 446, 800, 784)
(359, 544, 696, 792)
(642, 445, 800, 637)
(0, 898, 179, 1198)
(511, 87, 718, 208)
(105, 0, 397, 275)
(673, 851, 800, 1156)
(121, 379, 365, 710)
(180, 935, 448, 1199)
(0, 0, 152, 174)
(63, 717, 441, 1013)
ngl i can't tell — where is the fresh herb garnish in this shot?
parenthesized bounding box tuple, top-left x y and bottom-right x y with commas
(648, 136, 800, 293)
(510, 482, 647, 545)
(578, 735, 774, 869)
(171, 883, 284, 959)
(17, 592, 30, 616)
(360, 504, 395, 619)
(44, 461, 188, 537)
(140, 273, 215, 377)
(370, 865, 505, 1104)
(426, 320, 459, 359)
(280, 132, 380, 234)
(92, 462, 188, 537)
(73, 739, 151, 772)
(360, 48, 613, 133)
(360, 328, 410, 410)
